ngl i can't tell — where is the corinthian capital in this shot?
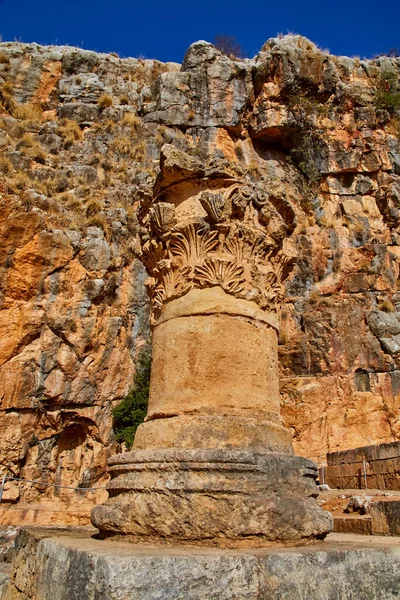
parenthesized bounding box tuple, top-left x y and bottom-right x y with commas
(138, 145, 297, 324)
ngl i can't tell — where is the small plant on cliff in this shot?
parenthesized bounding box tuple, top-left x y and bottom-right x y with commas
(391, 116, 400, 141)
(374, 71, 400, 114)
(287, 133, 323, 187)
(0, 156, 12, 175)
(214, 34, 246, 59)
(122, 112, 140, 129)
(111, 136, 132, 155)
(112, 348, 151, 449)
(378, 298, 395, 313)
(0, 81, 16, 114)
(13, 101, 44, 123)
(58, 118, 83, 147)
(98, 93, 113, 110)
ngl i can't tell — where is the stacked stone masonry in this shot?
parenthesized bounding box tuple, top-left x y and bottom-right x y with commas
(323, 441, 400, 489)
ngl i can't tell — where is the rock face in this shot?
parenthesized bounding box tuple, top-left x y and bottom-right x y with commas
(370, 500, 400, 535)
(0, 43, 175, 521)
(0, 36, 400, 521)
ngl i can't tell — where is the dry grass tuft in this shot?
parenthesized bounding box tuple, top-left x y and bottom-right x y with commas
(111, 136, 132, 155)
(378, 298, 395, 313)
(86, 200, 103, 217)
(389, 116, 400, 141)
(7, 171, 33, 192)
(130, 140, 145, 161)
(15, 133, 47, 164)
(155, 125, 166, 145)
(87, 153, 104, 167)
(16, 132, 35, 149)
(308, 289, 320, 304)
(62, 194, 83, 212)
(86, 214, 110, 238)
(13, 102, 44, 123)
(0, 156, 13, 175)
(122, 112, 140, 130)
(58, 119, 83, 147)
(0, 81, 16, 113)
(98, 94, 113, 109)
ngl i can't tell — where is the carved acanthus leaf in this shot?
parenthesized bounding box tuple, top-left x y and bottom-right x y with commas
(168, 224, 218, 267)
(152, 285, 166, 313)
(272, 246, 298, 282)
(161, 265, 192, 300)
(141, 240, 167, 273)
(149, 265, 193, 318)
(224, 229, 269, 264)
(194, 258, 246, 296)
(139, 173, 298, 319)
(223, 235, 245, 262)
(262, 274, 286, 309)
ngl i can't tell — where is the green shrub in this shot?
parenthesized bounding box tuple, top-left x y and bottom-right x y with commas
(287, 133, 323, 186)
(112, 348, 151, 448)
(374, 71, 400, 114)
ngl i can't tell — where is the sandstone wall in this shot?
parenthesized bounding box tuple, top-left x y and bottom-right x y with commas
(0, 36, 400, 517)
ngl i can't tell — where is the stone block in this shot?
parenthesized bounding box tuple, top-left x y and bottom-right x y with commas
(6, 533, 400, 600)
(325, 443, 400, 491)
(258, 540, 400, 600)
(35, 538, 260, 600)
(371, 501, 400, 536)
(324, 463, 364, 489)
(384, 475, 400, 491)
(0, 566, 10, 600)
(334, 517, 372, 535)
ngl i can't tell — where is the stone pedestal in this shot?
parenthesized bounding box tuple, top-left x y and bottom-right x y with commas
(11, 531, 400, 600)
(92, 449, 330, 545)
(91, 146, 333, 545)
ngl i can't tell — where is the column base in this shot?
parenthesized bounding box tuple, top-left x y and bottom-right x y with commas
(134, 414, 294, 452)
(91, 449, 333, 547)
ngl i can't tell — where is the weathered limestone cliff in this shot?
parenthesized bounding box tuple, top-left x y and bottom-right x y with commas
(0, 36, 399, 519)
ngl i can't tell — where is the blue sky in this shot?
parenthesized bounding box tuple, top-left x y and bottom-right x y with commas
(0, 0, 398, 63)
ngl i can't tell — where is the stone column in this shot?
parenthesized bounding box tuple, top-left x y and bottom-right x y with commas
(91, 147, 332, 546)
